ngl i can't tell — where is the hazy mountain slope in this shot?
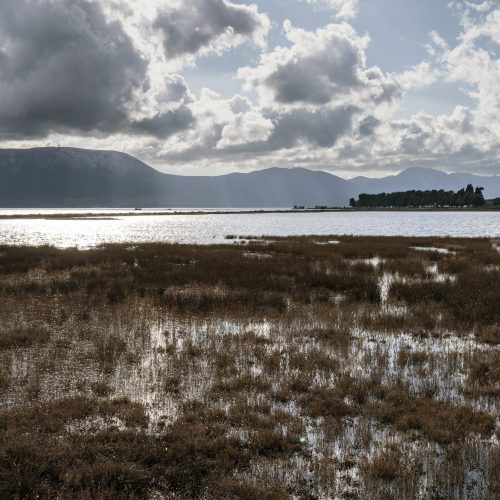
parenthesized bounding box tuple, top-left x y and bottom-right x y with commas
(164, 168, 357, 207)
(0, 149, 357, 207)
(0, 148, 499, 207)
(351, 167, 500, 199)
(0, 148, 172, 207)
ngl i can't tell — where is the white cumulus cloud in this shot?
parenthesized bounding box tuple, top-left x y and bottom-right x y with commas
(300, 0, 358, 20)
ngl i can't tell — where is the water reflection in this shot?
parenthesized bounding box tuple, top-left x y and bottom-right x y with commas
(1, 211, 500, 248)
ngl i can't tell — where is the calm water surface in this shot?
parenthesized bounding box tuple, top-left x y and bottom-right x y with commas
(0, 211, 499, 248)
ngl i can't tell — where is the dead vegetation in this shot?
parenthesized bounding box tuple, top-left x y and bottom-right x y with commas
(0, 236, 498, 498)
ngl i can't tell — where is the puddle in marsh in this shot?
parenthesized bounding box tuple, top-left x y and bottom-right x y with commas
(314, 240, 341, 245)
(425, 263, 457, 283)
(2, 307, 497, 499)
(348, 257, 385, 268)
(1, 237, 499, 498)
(411, 246, 456, 255)
(243, 251, 273, 259)
(92, 311, 500, 424)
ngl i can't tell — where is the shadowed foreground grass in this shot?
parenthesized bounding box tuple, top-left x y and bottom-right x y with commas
(0, 236, 498, 499)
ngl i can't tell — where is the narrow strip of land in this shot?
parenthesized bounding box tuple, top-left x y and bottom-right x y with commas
(1, 206, 499, 220)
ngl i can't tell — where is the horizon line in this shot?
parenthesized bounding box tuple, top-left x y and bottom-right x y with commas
(1, 146, 499, 180)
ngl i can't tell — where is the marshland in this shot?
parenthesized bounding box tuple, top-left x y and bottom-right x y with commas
(0, 236, 498, 499)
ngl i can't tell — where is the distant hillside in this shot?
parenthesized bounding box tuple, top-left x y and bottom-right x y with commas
(0, 148, 168, 207)
(0, 147, 499, 207)
(350, 167, 500, 198)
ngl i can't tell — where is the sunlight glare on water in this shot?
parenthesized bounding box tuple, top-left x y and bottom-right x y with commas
(0, 211, 499, 248)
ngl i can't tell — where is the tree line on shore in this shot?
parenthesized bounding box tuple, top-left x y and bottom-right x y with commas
(350, 184, 486, 208)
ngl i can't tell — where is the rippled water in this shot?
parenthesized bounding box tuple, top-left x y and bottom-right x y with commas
(1, 211, 499, 248)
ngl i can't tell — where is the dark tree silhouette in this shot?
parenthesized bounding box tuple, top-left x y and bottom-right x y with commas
(352, 186, 485, 208)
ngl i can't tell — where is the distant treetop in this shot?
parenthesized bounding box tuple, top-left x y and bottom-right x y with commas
(351, 185, 485, 208)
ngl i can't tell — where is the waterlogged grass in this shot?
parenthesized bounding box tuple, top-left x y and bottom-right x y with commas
(0, 236, 499, 499)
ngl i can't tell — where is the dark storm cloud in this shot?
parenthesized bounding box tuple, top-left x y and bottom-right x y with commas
(0, 0, 198, 140)
(265, 36, 361, 105)
(0, 0, 153, 139)
(358, 115, 381, 137)
(240, 23, 401, 108)
(266, 106, 358, 149)
(154, 0, 266, 58)
(166, 105, 358, 162)
(130, 106, 195, 139)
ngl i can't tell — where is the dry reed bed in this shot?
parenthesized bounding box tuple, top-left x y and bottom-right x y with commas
(0, 237, 498, 499)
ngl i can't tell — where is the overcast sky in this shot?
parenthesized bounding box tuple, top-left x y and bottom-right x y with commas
(0, 0, 499, 177)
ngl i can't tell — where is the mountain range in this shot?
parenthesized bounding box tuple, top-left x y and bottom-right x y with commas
(1, 147, 499, 208)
